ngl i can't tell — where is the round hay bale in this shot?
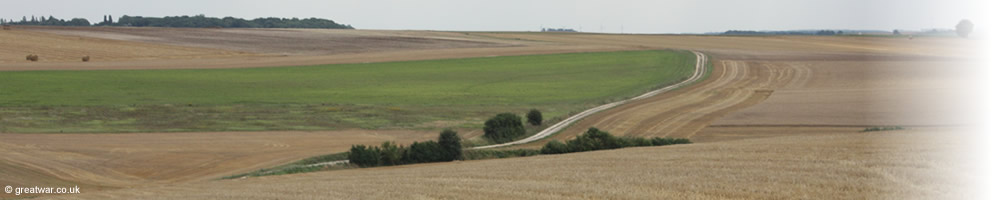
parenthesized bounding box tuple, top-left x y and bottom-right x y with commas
(82, 56, 90, 62)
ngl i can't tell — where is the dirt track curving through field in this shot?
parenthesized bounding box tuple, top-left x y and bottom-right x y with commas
(472, 51, 707, 149)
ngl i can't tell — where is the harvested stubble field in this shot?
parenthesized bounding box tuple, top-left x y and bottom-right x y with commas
(477, 32, 978, 148)
(0, 27, 981, 199)
(41, 128, 977, 200)
(0, 130, 438, 196)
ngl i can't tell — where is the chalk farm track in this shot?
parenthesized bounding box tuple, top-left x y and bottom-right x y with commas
(0, 26, 982, 199)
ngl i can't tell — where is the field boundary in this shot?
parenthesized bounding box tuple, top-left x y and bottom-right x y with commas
(471, 51, 707, 149)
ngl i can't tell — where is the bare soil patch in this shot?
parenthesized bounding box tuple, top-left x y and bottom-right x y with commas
(2, 27, 639, 71)
(0, 28, 244, 64)
(24, 26, 521, 55)
(0, 44, 638, 71)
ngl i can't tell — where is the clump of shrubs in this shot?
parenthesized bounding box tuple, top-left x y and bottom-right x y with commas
(347, 144, 381, 167)
(348, 129, 463, 167)
(349, 127, 693, 168)
(541, 127, 691, 154)
(463, 149, 540, 160)
(526, 109, 543, 126)
(26, 54, 39, 61)
(483, 113, 525, 143)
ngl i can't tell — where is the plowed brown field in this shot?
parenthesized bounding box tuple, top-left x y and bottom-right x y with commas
(1, 26, 639, 71)
(0, 29, 245, 64)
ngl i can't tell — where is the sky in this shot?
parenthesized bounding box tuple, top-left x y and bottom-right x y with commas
(0, 0, 988, 34)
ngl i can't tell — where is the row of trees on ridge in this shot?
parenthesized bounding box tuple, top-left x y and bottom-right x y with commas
(1, 14, 353, 29)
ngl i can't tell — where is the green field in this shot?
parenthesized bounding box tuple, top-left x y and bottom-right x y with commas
(0, 50, 696, 133)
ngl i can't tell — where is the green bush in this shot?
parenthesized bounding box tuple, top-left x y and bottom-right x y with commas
(483, 113, 526, 143)
(527, 109, 543, 126)
(463, 149, 540, 160)
(620, 137, 654, 147)
(379, 141, 404, 166)
(348, 129, 464, 168)
(650, 137, 672, 145)
(541, 127, 692, 155)
(348, 145, 381, 167)
(540, 140, 571, 154)
(567, 128, 622, 152)
(438, 129, 463, 161)
(403, 141, 447, 163)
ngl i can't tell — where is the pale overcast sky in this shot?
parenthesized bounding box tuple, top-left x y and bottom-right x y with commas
(0, 0, 987, 33)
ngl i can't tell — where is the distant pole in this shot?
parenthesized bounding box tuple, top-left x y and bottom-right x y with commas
(621, 25, 624, 34)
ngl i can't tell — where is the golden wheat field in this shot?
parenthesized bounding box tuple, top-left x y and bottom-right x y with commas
(41, 128, 977, 200)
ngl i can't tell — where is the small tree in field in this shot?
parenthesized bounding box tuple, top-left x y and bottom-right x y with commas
(483, 113, 526, 143)
(438, 129, 463, 161)
(526, 109, 543, 126)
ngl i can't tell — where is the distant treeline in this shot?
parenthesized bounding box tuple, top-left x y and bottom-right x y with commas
(721, 30, 842, 35)
(541, 28, 577, 32)
(0, 15, 91, 26)
(1, 15, 353, 29)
